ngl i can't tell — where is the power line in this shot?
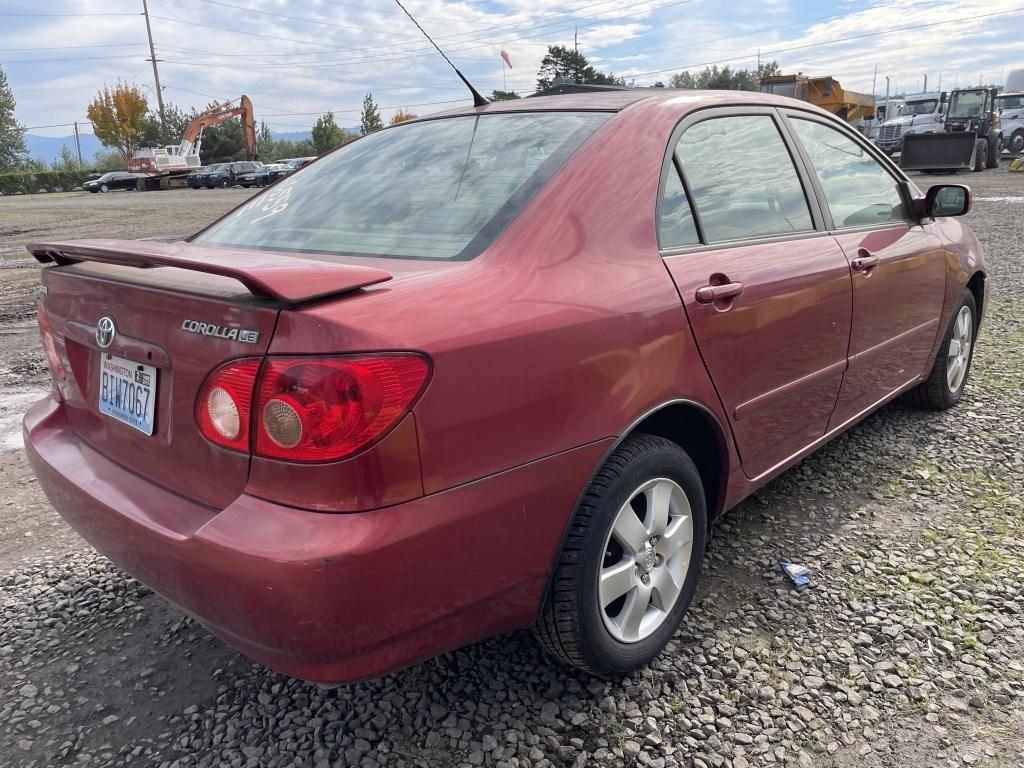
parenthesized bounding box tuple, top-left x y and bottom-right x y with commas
(624, 5, 1024, 81)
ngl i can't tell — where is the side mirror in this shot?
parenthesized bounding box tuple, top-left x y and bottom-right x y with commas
(925, 184, 971, 218)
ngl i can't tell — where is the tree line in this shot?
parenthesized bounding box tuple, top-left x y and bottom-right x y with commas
(1, 51, 782, 174)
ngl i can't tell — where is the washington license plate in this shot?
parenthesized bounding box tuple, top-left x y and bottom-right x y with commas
(98, 354, 158, 435)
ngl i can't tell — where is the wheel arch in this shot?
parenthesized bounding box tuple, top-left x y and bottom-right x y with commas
(966, 270, 986, 327)
(533, 397, 731, 626)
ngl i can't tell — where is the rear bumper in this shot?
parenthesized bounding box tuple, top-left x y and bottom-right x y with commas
(24, 396, 609, 683)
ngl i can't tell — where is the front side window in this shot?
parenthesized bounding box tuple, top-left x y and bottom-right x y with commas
(196, 112, 610, 260)
(790, 118, 907, 228)
(675, 115, 813, 243)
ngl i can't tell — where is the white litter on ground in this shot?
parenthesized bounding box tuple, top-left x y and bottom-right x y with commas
(0, 389, 47, 451)
(974, 196, 1024, 203)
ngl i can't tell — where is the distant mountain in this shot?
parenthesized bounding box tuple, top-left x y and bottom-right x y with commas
(25, 129, 332, 166)
(26, 133, 102, 165)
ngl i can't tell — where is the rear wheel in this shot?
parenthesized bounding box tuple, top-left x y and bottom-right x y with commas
(908, 289, 977, 410)
(535, 435, 707, 677)
(973, 139, 987, 172)
(1010, 129, 1024, 154)
(986, 136, 1001, 169)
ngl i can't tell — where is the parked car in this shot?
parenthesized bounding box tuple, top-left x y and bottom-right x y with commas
(82, 172, 147, 193)
(234, 162, 265, 188)
(253, 162, 289, 186)
(186, 163, 229, 189)
(26, 90, 985, 684)
(186, 161, 261, 189)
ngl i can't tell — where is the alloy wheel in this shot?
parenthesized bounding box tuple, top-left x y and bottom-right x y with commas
(946, 305, 973, 393)
(598, 477, 693, 643)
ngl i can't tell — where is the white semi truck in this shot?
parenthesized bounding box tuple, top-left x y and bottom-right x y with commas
(875, 92, 946, 155)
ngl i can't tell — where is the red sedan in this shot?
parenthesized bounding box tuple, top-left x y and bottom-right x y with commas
(24, 90, 985, 683)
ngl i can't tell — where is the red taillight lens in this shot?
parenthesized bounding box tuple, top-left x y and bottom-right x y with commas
(196, 359, 262, 452)
(255, 354, 430, 462)
(37, 303, 66, 380)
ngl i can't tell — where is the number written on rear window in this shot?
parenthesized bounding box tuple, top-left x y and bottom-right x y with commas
(675, 115, 813, 243)
(789, 118, 908, 228)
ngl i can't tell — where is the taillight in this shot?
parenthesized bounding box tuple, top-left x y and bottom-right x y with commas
(37, 303, 65, 380)
(196, 359, 262, 452)
(255, 354, 429, 462)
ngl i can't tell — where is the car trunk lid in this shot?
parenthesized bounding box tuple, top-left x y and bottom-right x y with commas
(31, 239, 393, 509)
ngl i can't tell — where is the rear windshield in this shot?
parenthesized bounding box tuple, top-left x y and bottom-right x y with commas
(194, 112, 610, 260)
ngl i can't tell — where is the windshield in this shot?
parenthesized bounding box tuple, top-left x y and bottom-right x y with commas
(761, 82, 797, 97)
(203, 164, 227, 173)
(900, 99, 938, 116)
(996, 94, 1024, 110)
(948, 90, 987, 118)
(195, 112, 610, 261)
(95, 173, 117, 182)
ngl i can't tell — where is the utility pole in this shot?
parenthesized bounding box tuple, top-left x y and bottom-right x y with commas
(141, 0, 166, 138)
(923, 74, 927, 93)
(871, 63, 878, 97)
(573, 27, 579, 84)
(73, 122, 83, 168)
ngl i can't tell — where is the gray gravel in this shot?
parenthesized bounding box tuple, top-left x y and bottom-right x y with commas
(2, 171, 1023, 767)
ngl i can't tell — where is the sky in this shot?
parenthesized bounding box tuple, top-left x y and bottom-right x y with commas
(3, 0, 1024, 139)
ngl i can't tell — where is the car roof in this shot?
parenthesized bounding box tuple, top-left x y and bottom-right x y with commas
(425, 88, 835, 120)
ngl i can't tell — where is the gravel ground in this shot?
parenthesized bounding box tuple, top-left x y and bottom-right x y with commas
(1, 175, 1023, 768)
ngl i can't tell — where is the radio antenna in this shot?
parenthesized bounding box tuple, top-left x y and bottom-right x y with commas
(394, 0, 490, 107)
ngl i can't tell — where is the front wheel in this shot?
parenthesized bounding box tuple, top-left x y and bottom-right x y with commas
(535, 434, 707, 677)
(987, 136, 1002, 169)
(973, 140, 987, 172)
(1009, 129, 1024, 155)
(99, 184, 109, 193)
(908, 288, 977, 410)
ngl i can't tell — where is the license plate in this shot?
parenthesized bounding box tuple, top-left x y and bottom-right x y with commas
(98, 354, 158, 435)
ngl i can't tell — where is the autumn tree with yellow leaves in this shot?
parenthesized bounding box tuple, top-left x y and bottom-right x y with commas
(87, 83, 149, 161)
(388, 109, 418, 126)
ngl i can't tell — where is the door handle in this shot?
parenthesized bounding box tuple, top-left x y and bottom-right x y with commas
(851, 250, 879, 271)
(695, 281, 744, 304)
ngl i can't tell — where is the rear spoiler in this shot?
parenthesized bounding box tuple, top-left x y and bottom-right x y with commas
(28, 239, 393, 304)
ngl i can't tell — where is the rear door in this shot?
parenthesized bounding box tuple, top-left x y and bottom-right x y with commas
(660, 108, 853, 479)
(783, 113, 946, 427)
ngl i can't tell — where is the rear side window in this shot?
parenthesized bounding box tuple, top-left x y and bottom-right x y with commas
(196, 112, 610, 260)
(789, 118, 908, 228)
(675, 115, 813, 243)
(658, 167, 699, 248)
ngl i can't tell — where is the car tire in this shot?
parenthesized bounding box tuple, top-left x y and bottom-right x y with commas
(986, 136, 1001, 169)
(907, 288, 978, 410)
(973, 140, 986, 172)
(220, 179, 230, 188)
(99, 184, 109, 193)
(1010, 129, 1024, 154)
(535, 434, 707, 678)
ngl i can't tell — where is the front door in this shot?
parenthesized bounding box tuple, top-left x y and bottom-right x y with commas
(659, 110, 852, 479)
(784, 115, 946, 427)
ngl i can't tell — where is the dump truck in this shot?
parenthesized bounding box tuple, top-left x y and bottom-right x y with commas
(128, 96, 258, 190)
(759, 74, 876, 125)
(900, 87, 1002, 173)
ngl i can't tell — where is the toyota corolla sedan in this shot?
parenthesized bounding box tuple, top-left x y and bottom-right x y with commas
(24, 90, 985, 684)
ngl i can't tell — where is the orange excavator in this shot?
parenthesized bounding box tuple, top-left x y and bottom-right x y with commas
(129, 95, 257, 189)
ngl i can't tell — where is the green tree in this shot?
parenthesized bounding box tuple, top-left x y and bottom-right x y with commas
(138, 103, 195, 146)
(0, 65, 28, 171)
(51, 145, 79, 171)
(360, 93, 383, 135)
(92, 149, 126, 171)
(536, 45, 623, 92)
(86, 82, 149, 161)
(257, 121, 275, 161)
(490, 90, 521, 101)
(668, 60, 780, 91)
(312, 111, 356, 153)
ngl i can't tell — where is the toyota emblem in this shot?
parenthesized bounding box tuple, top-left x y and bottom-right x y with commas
(95, 316, 117, 349)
